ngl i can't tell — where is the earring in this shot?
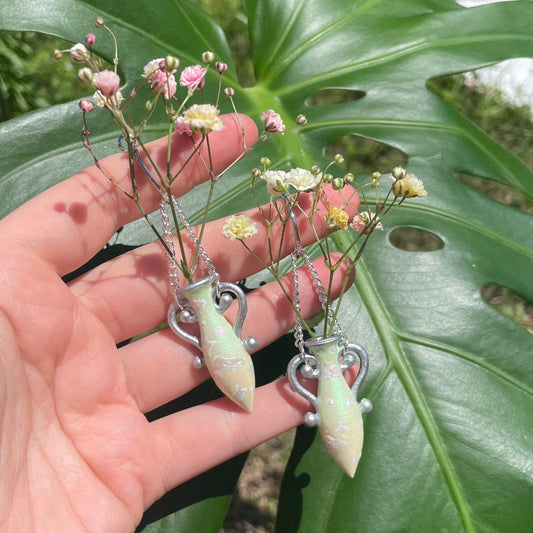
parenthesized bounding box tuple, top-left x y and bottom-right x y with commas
(284, 200, 372, 477)
(122, 135, 257, 412)
(160, 195, 258, 412)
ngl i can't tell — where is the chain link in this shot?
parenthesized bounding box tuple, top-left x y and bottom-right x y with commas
(159, 193, 221, 307)
(291, 250, 307, 361)
(282, 192, 346, 349)
(299, 246, 344, 342)
(159, 197, 180, 303)
(170, 195, 219, 285)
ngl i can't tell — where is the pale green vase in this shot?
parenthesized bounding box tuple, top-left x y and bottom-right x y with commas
(309, 336, 364, 477)
(169, 277, 255, 412)
(288, 335, 370, 477)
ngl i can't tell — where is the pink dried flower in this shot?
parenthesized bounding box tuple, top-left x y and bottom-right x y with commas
(94, 69, 120, 97)
(163, 75, 177, 99)
(152, 70, 177, 99)
(79, 98, 94, 113)
(261, 109, 285, 134)
(350, 210, 383, 234)
(179, 65, 206, 90)
(174, 116, 193, 136)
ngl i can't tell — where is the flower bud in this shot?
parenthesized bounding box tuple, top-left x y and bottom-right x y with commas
(202, 51, 215, 64)
(334, 153, 344, 165)
(78, 67, 94, 84)
(392, 166, 406, 180)
(53, 49, 62, 59)
(371, 171, 381, 188)
(145, 100, 153, 111)
(344, 172, 355, 184)
(70, 43, 89, 63)
(216, 61, 228, 74)
(332, 177, 344, 190)
(165, 55, 180, 71)
(94, 16, 104, 28)
(311, 165, 321, 175)
(79, 98, 94, 113)
(260, 157, 271, 168)
(323, 172, 333, 183)
(85, 33, 96, 47)
(296, 114, 308, 126)
(223, 87, 235, 98)
(252, 168, 262, 179)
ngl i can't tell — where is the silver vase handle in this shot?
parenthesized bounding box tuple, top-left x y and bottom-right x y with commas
(215, 281, 258, 352)
(287, 353, 320, 427)
(343, 342, 373, 413)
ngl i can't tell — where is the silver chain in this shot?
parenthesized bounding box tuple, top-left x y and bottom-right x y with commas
(300, 246, 344, 340)
(159, 194, 220, 304)
(159, 197, 180, 302)
(284, 190, 346, 354)
(170, 195, 219, 284)
(291, 250, 307, 361)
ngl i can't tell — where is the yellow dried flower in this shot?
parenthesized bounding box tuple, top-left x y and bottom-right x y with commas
(222, 214, 258, 240)
(326, 206, 350, 230)
(182, 104, 223, 135)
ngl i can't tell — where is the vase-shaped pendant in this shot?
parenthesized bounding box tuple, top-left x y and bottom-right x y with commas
(168, 277, 257, 412)
(287, 336, 372, 477)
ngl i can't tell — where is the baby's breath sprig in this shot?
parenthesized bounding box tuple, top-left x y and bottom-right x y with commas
(59, 18, 286, 284)
(225, 133, 428, 339)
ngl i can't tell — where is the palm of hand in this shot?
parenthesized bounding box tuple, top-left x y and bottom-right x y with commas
(1, 245, 159, 532)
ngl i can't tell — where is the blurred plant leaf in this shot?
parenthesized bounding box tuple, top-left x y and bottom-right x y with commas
(1, 1, 533, 532)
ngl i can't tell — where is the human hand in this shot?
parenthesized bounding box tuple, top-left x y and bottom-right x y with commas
(0, 114, 355, 533)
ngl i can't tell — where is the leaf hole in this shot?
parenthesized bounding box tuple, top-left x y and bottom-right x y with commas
(481, 284, 533, 334)
(306, 89, 366, 106)
(325, 136, 407, 176)
(454, 173, 533, 215)
(389, 227, 444, 252)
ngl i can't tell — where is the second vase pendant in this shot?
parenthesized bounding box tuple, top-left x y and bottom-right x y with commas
(288, 336, 372, 477)
(168, 276, 257, 412)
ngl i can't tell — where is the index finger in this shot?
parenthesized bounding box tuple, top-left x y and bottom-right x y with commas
(0, 113, 257, 277)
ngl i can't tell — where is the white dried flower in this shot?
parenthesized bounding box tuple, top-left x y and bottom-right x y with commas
(222, 214, 258, 240)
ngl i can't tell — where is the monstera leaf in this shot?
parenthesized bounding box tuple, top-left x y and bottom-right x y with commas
(1, 1, 533, 532)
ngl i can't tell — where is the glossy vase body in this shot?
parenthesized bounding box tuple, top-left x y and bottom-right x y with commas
(307, 337, 364, 477)
(176, 277, 255, 411)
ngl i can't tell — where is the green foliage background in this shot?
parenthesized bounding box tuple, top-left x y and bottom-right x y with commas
(1, 1, 533, 532)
